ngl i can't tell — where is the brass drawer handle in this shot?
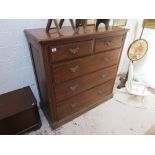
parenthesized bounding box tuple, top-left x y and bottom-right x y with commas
(104, 57, 111, 62)
(69, 84, 79, 91)
(106, 40, 112, 46)
(71, 103, 78, 108)
(69, 65, 79, 73)
(101, 74, 106, 79)
(97, 90, 105, 95)
(69, 47, 79, 54)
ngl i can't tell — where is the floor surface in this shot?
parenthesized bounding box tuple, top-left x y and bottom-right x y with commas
(28, 85, 155, 135)
(28, 78, 155, 135)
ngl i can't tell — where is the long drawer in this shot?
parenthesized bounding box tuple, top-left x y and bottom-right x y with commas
(54, 65, 117, 102)
(95, 35, 123, 53)
(52, 49, 121, 83)
(56, 80, 114, 121)
(49, 40, 93, 63)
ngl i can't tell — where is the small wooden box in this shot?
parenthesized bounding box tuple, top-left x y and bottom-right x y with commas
(0, 87, 41, 135)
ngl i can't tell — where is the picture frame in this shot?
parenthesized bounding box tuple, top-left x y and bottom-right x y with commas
(113, 19, 127, 27)
(143, 19, 155, 29)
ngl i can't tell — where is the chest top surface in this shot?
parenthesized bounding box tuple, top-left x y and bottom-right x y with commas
(0, 87, 36, 120)
(24, 26, 128, 44)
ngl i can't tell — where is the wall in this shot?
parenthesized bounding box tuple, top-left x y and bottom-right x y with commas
(0, 20, 47, 103)
(0, 19, 70, 103)
(119, 19, 155, 89)
(118, 19, 138, 73)
(134, 21, 155, 89)
(0, 19, 154, 105)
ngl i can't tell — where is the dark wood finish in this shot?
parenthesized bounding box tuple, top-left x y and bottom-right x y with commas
(76, 19, 87, 28)
(53, 94, 113, 129)
(59, 19, 65, 28)
(56, 80, 114, 120)
(55, 65, 117, 102)
(0, 87, 41, 135)
(46, 19, 63, 36)
(96, 19, 110, 30)
(75, 19, 87, 32)
(46, 19, 52, 32)
(49, 40, 93, 63)
(24, 26, 127, 43)
(52, 49, 121, 83)
(95, 35, 123, 52)
(24, 26, 128, 129)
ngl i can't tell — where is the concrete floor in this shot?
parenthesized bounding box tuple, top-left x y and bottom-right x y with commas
(28, 100, 155, 135)
(28, 81, 155, 135)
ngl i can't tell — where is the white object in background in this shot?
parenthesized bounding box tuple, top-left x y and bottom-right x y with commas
(125, 61, 149, 96)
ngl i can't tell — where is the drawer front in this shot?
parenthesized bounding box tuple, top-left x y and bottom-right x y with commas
(52, 49, 121, 83)
(0, 108, 40, 135)
(95, 35, 123, 53)
(55, 65, 117, 102)
(56, 80, 114, 120)
(49, 40, 93, 63)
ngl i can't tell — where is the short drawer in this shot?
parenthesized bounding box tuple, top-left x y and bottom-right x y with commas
(56, 80, 114, 121)
(52, 48, 121, 83)
(54, 65, 117, 102)
(95, 35, 123, 53)
(49, 40, 93, 63)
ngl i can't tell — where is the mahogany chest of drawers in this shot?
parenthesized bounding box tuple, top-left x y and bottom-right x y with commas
(24, 26, 128, 129)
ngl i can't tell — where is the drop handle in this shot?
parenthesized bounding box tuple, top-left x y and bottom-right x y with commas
(97, 90, 105, 95)
(71, 103, 77, 108)
(69, 47, 79, 54)
(104, 57, 111, 62)
(101, 74, 106, 79)
(69, 84, 79, 91)
(69, 65, 80, 73)
(106, 40, 112, 46)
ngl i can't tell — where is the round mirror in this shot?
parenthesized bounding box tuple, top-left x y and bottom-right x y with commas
(127, 39, 148, 61)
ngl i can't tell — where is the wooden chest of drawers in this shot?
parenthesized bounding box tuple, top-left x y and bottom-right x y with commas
(24, 26, 128, 129)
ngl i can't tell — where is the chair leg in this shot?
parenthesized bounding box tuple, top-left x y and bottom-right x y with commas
(69, 19, 76, 32)
(59, 19, 64, 28)
(46, 19, 52, 32)
(53, 19, 63, 36)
